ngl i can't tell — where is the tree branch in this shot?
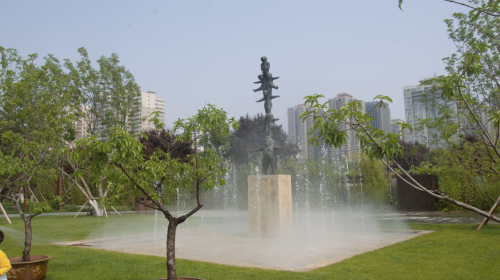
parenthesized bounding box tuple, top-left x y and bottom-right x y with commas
(57, 167, 94, 201)
(444, 0, 500, 17)
(0, 193, 27, 222)
(117, 163, 172, 219)
(456, 84, 500, 159)
(309, 98, 500, 223)
(179, 204, 203, 224)
(135, 199, 161, 211)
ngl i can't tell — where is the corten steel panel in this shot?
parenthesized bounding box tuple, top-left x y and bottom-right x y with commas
(135, 197, 154, 212)
(397, 175, 438, 211)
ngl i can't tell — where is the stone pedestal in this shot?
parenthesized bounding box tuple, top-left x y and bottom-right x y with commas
(248, 175, 292, 238)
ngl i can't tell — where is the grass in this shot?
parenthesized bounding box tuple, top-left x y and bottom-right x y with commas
(1, 202, 134, 214)
(0, 214, 499, 279)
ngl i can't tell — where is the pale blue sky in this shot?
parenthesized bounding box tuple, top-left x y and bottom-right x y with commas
(0, 0, 469, 132)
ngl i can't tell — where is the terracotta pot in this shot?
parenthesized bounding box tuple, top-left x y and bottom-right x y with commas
(7, 255, 52, 280)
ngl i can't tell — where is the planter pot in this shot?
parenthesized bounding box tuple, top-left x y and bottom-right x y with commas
(7, 255, 52, 280)
(154, 278, 205, 280)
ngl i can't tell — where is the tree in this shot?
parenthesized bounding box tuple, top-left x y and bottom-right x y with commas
(357, 155, 393, 207)
(393, 141, 429, 171)
(399, 0, 500, 220)
(231, 113, 299, 166)
(418, 0, 500, 225)
(398, 0, 500, 218)
(300, 93, 500, 223)
(71, 107, 239, 280)
(137, 128, 196, 202)
(64, 47, 141, 139)
(419, 143, 500, 211)
(139, 128, 195, 163)
(399, 0, 500, 17)
(58, 48, 142, 216)
(97, 52, 141, 138)
(58, 150, 117, 217)
(0, 47, 74, 261)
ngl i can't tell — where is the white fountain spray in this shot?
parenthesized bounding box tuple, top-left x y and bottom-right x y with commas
(357, 152, 365, 233)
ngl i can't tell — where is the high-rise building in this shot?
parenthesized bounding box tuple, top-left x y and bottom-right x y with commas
(287, 93, 365, 162)
(459, 105, 495, 140)
(478, 108, 495, 137)
(287, 104, 315, 160)
(403, 77, 458, 149)
(76, 88, 165, 141)
(132, 90, 165, 134)
(403, 78, 498, 148)
(365, 101, 391, 134)
(391, 118, 404, 140)
(328, 93, 365, 162)
(74, 105, 91, 140)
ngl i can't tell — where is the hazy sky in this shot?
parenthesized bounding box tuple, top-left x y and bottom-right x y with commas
(0, 0, 469, 132)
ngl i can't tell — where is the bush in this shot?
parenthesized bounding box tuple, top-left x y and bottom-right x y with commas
(417, 146, 500, 212)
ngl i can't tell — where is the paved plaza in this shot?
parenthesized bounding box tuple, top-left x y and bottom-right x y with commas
(9, 208, 497, 225)
(49, 209, 498, 271)
(374, 211, 499, 225)
(54, 210, 442, 272)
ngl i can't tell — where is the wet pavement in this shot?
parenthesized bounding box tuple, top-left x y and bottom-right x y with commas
(56, 211, 434, 272)
(48, 209, 498, 271)
(372, 211, 498, 225)
(5, 209, 498, 225)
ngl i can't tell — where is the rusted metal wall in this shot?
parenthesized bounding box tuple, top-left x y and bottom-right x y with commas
(134, 197, 154, 211)
(397, 175, 438, 212)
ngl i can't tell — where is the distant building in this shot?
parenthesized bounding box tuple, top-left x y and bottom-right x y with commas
(132, 90, 165, 134)
(287, 104, 315, 161)
(74, 105, 91, 140)
(365, 101, 391, 134)
(77, 88, 165, 141)
(328, 93, 365, 162)
(287, 93, 365, 162)
(478, 108, 495, 137)
(403, 77, 458, 149)
(391, 118, 405, 140)
(462, 106, 495, 140)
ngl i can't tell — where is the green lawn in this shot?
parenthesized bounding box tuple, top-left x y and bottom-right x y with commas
(0, 214, 499, 280)
(1, 203, 134, 214)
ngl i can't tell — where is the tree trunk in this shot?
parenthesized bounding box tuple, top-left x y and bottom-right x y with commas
(88, 199, 102, 217)
(128, 189, 131, 207)
(23, 186, 28, 212)
(55, 177, 62, 210)
(166, 219, 178, 280)
(22, 215, 32, 262)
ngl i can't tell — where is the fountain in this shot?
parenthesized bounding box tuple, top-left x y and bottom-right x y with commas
(248, 56, 292, 239)
(61, 57, 433, 272)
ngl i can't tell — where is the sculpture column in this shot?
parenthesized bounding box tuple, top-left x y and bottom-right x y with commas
(248, 175, 292, 238)
(248, 57, 292, 238)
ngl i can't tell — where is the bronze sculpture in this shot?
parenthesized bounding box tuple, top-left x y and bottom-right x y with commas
(253, 57, 282, 175)
(260, 56, 270, 75)
(255, 113, 282, 138)
(256, 90, 279, 114)
(254, 136, 281, 175)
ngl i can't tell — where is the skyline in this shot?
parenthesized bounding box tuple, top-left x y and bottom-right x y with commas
(0, 1, 469, 132)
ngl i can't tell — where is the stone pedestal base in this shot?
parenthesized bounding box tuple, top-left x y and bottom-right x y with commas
(248, 175, 292, 238)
